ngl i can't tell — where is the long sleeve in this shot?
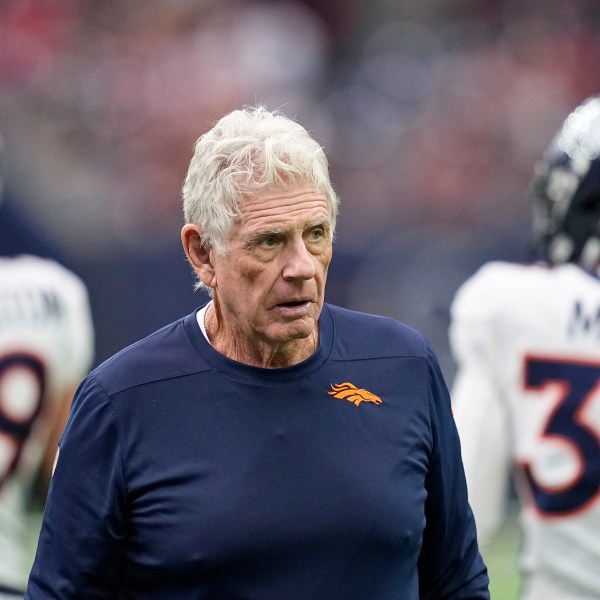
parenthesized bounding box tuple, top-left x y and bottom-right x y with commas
(418, 348, 490, 599)
(449, 272, 513, 549)
(26, 375, 127, 598)
(451, 359, 512, 548)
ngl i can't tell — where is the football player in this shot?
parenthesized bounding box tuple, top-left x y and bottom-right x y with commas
(450, 96, 600, 599)
(0, 132, 95, 597)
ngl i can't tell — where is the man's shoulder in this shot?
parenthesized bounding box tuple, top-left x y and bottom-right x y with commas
(462, 259, 543, 289)
(325, 303, 428, 360)
(452, 260, 600, 321)
(451, 261, 551, 320)
(92, 312, 208, 396)
(0, 253, 87, 294)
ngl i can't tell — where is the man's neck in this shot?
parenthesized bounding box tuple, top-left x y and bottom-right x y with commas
(204, 301, 318, 368)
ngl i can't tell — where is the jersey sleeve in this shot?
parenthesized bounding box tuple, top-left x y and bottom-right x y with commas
(25, 375, 127, 598)
(449, 266, 512, 548)
(418, 345, 490, 599)
(52, 262, 95, 385)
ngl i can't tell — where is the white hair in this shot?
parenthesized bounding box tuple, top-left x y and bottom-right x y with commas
(182, 106, 339, 271)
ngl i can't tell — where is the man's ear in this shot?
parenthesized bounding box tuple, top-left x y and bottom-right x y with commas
(181, 224, 217, 289)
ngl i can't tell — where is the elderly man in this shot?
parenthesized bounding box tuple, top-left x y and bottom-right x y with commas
(26, 106, 489, 599)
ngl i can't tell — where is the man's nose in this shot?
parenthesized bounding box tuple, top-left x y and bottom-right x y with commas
(282, 238, 317, 280)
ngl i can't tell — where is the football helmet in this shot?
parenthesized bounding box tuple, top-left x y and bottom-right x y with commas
(531, 96, 600, 270)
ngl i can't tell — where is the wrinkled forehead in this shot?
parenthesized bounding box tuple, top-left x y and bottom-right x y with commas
(236, 183, 332, 229)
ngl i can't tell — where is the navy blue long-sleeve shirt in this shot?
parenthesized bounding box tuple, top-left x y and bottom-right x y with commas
(26, 303, 489, 599)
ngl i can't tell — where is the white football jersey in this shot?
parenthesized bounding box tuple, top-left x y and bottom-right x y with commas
(0, 255, 94, 591)
(450, 261, 600, 600)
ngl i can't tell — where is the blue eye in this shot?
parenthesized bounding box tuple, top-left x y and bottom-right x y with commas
(260, 235, 278, 247)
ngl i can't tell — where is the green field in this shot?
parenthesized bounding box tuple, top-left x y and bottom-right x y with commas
(484, 510, 522, 600)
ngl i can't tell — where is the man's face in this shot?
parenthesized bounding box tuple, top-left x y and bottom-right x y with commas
(212, 182, 333, 348)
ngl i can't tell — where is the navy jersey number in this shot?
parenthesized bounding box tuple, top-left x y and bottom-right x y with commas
(0, 353, 46, 488)
(523, 356, 600, 516)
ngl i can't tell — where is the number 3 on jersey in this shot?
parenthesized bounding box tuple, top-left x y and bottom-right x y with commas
(0, 354, 46, 488)
(523, 356, 600, 516)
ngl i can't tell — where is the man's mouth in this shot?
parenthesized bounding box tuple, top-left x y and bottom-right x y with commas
(278, 300, 309, 308)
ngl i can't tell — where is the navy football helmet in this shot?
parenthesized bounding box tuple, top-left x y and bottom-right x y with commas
(531, 96, 600, 270)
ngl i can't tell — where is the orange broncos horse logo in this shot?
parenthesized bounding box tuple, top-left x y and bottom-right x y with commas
(328, 382, 382, 407)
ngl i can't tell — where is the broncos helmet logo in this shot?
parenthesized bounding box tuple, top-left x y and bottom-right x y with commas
(328, 382, 382, 407)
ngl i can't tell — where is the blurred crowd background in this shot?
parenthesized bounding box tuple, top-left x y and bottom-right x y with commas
(2, 0, 600, 380)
